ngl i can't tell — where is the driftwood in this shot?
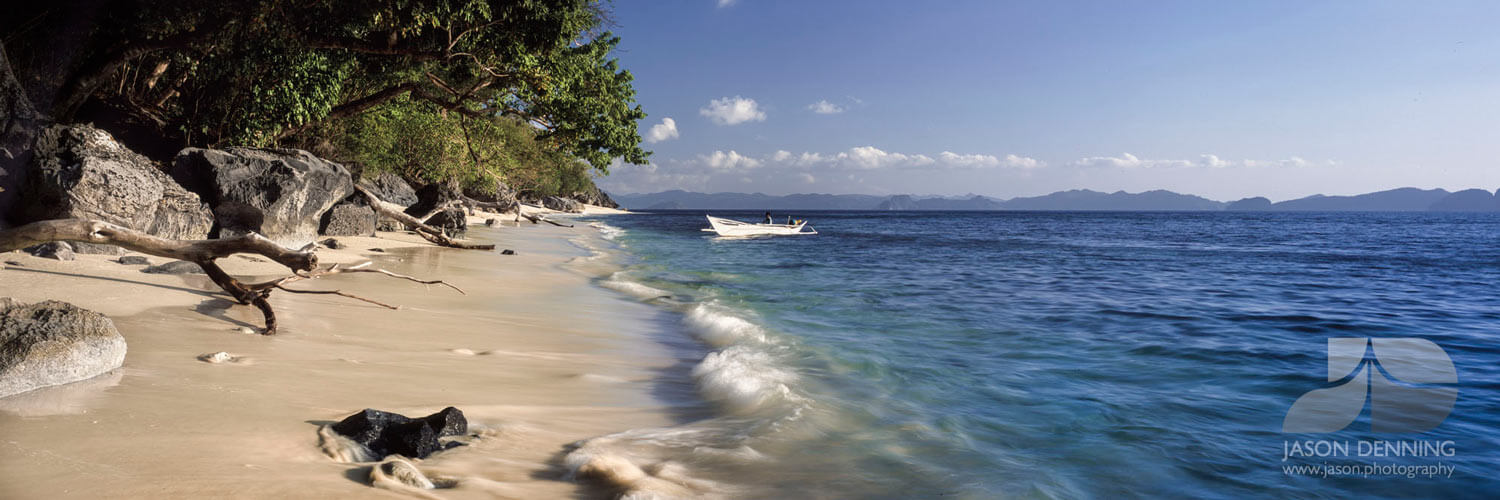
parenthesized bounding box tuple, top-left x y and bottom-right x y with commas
(0, 219, 462, 334)
(353, 184, 495, 250)
(461, 195, 517, 214)
(517, 210, 573, 228)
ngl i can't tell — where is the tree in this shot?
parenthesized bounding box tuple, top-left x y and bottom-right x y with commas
(2, 0, 649, 172)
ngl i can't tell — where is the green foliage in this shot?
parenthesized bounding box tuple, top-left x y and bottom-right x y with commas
(331, 97, 591, 198)
(4, 0, 650, 189)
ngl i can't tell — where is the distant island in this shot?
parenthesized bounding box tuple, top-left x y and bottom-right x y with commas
(613, 187, 1500, 212)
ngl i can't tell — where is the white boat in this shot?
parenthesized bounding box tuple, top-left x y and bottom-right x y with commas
(701, 215, 817, 236)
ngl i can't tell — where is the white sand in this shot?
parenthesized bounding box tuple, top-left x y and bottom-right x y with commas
(0, 218, 689, 499)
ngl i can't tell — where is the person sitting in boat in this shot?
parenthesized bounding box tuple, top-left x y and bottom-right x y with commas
(786, 216, 794, 225)
(764, 212, 773, 224)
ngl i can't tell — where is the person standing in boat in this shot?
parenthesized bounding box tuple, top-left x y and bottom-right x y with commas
(764, 211, 773, 224)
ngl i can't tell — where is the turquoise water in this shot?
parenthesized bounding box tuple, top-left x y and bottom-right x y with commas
(572, 211, 1500, 499)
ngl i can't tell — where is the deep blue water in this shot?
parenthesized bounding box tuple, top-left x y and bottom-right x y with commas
(582, 211, 1500, 499)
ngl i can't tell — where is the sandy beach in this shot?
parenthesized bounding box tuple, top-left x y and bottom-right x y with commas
(0, 211, 701, 499)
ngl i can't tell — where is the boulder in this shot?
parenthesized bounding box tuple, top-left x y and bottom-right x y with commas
(358, 171, 418, 206)
(319, 195, 375, 237)
(0, 298, 127, 398)
(141, 261, 203, 275)
(329, 407, 467, 460)
(117, 256, 150, 265)
(20, 125, 213, 253)
(25, 241, 74, 261)
(405, 183, 466, 237)
(320, 238, 347, 250)
(542, 196, 581, 213)
(171, 147, 353, 248)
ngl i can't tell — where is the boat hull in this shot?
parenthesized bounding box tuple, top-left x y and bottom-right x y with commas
(704, 216, 816, 236)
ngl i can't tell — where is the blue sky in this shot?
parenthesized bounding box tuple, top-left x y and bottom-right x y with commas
(596, 1, 1500, 201)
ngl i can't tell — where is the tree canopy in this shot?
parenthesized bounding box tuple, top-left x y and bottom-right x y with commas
(2, 0, 647, 193)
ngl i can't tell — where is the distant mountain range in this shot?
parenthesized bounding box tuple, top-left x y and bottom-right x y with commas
(612, 187, 1500, 212)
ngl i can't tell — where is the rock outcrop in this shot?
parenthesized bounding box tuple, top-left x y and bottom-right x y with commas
(171, 147, 353, 248)
(0, 45, 40, 226)
(319, 195, 375, 237)
(0, 298, 127, 398)
(20, 125, 212, 253)
(358, 171, 418, 206)
(405, 183, 466, 237)
(542, 196, 581, 213)
(329, 407, 467, 460)
(465, 179, 519, 212)
(571, 184, 617, 208)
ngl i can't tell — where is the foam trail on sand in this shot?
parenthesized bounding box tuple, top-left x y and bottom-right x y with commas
(317, 425, 375, 463)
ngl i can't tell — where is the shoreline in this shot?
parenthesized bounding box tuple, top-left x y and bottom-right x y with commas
(0, 213, 705, 498)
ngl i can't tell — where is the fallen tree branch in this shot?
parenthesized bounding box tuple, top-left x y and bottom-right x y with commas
(461, 195, 517, 214)
(518, 210, 573, 228)
(354, 184, 495, 250)
(0, 219, 463, 335)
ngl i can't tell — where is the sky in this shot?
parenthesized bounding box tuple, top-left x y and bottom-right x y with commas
(594, 0, 1500, 202)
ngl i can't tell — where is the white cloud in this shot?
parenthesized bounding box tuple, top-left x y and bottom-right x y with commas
(645, 117, 679, 143)
(717, 0, 736, 7)
(807, 100, 844, 114)
(771, 150, 793, 162)
(1075, 152, 1325, 169)
(797, 173, 816, 184)
(700, 150, 761, 170)
(699, 96, 766, 125)
(836, 146, 934, 169)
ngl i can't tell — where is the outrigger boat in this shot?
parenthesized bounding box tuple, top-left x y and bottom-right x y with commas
(702, 215, 817, 237)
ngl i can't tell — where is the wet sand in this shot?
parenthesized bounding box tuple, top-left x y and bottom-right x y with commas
(0, 217, 701, 499)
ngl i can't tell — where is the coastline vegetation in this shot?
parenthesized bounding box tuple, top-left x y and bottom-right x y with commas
(3, 0, 647, 198)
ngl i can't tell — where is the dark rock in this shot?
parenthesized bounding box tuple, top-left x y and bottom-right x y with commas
(500, 249, 515, 255)
(405, 183, 466, 237)
(484, 218, 497, 227)
(376, 218, 405, 232)
(1, 46, 41, 227)
(3, 261, 21, 267)
(422, 208, 467, 236)
(320, 238, 347, 250)
(329, 407, 467, 460)
(117, 256, 150, 265)
(319, 195, 375, 237)
(24, 241, 74, 261)
(171, 147, 354, 248)
(464, 180, 518, 211)
(570, 184, 618, 209)
(358, 171, 418, 207)
(368, 248, 385, 253)
(542, 196, 581, 213)
(141, 261, 203, 275)
(20, 125, 213, 253)
(0, 298, 128, 398)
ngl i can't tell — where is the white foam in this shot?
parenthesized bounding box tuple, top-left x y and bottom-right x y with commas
(590, 221, 626, 241)
(601, 275, 672, 300)
(691, 346, 800, 414)
(684, 303, 770, 346)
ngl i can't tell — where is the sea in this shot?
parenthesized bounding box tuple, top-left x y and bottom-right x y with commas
(564, 211, 1500, 499)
